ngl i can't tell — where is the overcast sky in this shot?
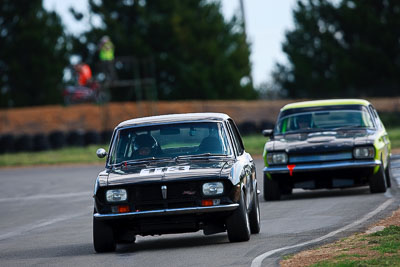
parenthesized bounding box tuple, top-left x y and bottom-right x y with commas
(43, 0, 298, 87)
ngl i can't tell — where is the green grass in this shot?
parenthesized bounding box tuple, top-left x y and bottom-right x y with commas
(242, 134, 268, 156)
(308, 226, 400, 267)
(0, 145, 106, 167)
(0, 128, 400, 167)
(369, 225, 400, 254)
(388, 128, 400, 149)
(311, 256, 400, 267)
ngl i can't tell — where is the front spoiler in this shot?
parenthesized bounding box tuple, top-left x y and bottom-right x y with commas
(264, 159, 381, 174)
(94, 203, 239, 220)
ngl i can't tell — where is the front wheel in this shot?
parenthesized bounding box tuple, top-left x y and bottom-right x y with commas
(93, 217, 116, 253)
(369, 163, 387, 193)
(385, 158, 392, 188)
(226, 192, 251, 242)
(263, 174, 281, 201)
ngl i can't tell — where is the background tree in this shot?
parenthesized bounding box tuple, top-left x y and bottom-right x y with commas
(0, 0, 68, 107)
(72, 0, 257, 101)
(275, 0, 400, 98)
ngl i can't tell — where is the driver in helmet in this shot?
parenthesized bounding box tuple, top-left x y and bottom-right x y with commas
(297, 114, 313, 129)
(133, 134, 159, 158)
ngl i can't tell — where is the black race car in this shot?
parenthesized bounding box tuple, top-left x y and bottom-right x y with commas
(93, 113, 260, 252)
(262, 99, 392, 201)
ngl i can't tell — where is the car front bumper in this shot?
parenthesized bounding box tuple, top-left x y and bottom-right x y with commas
(94, 203, 239, 221)
(264, 159, 381, 175)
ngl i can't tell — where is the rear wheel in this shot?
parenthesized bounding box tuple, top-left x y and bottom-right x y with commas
(248, 187, 261, 234)
(93, 217, 116, 253)
(226, 192, 251, 242)
(263, 174, 281, 201)
(369, 163, 387, 193)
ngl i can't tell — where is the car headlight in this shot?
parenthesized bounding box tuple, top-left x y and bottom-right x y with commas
(267, 152, 288, 165)
(353, 147, 375, 159)
(106, 189, 127, 202)
(202, 182, 224, 196)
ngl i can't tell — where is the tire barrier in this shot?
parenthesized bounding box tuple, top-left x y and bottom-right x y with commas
(101, 130, 113, 145)
(0, 134, 15, 153)
(258, 120, 275, 132)
(14, 134, 34, 152)
(66, 130, 85, 147)
(238, 121, 258, 136)
(84, 131, 101, 146)
(33, 133, 51, 152)
(0, 125, 272, 155)
(48, 131, 66, 150)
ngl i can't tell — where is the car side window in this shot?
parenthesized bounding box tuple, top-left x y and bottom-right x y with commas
(369, 105, 383, 129)
(228, 119, 244, 155)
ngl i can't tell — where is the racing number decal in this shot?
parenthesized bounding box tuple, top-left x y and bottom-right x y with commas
(140, 166, 190, 176)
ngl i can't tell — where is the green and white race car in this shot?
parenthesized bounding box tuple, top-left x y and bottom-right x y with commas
(262, 99, 392, 201)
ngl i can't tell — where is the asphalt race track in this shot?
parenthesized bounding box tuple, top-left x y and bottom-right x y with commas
(1, 157, 399, 266)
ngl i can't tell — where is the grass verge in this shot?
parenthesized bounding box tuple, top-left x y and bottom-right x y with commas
(280, 209, 400, 267)
(0, 145, 106, 167)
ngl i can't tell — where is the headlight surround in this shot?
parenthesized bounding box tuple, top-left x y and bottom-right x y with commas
(267, 152, 288, 165)
(353, 146, 375, 159)
(202, 182, 224, 196)
(106, 189, 127, 202)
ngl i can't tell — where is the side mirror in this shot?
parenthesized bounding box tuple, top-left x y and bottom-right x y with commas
(96, 148, 108, 158)
(262, 129, 273, 137)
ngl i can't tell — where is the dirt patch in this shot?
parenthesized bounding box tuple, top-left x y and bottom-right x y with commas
(280, 208, 400, 266)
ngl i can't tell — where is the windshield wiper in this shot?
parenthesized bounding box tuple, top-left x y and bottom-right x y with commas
(109, 157, 174, 169)
(283, 128, 323, 135)
(332, 125, 368, 130)
(175, 153, 229, 161)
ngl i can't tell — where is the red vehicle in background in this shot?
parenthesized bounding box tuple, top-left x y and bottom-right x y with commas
(63, 63, 109, 105)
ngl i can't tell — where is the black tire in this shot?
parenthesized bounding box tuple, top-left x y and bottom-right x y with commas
(263, 174, 281, 201)
(248, 187, 261, 234)
(369, 162, 387, 193)
(33, 133, 51, 151)
(385, 158, 392, 188)
(226, 192, 251, 242)
(14, 134, 34, 152)
(84, 131, 101, 146)
(93, 217, 116, 253)
(280, 182, 293, 195)
(0, 134, 15, 153)
(48, 131, 66, 150)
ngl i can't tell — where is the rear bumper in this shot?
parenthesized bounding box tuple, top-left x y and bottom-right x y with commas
(94, 203, 239, 221)
(264, 159, 381, 175)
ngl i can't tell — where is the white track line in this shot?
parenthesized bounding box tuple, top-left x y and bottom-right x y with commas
(251, 198, 395, 267)
(0, 192, 91, 203)
(0, 210, 91, 241)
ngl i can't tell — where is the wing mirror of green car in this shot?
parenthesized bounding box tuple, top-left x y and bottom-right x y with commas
(262, 129, 273, 137)
(96, 148, 108, 158)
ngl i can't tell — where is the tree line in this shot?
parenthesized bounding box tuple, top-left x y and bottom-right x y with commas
(2, 0, 400, 107)
(0, 0, 256, 107)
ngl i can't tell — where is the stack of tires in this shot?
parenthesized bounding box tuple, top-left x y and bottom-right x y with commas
(0, 130, 112, 154)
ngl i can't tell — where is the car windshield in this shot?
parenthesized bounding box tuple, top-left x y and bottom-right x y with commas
(274, 107, 375, 134)
(108, 122, 232, 165)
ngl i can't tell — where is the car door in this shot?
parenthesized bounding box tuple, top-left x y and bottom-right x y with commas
(226, 119, 256, 210)
(369, 105, 390, 167)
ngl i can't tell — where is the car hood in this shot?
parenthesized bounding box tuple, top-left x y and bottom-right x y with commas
(269, 130, 376, 154)
(105, 160, 233, 186)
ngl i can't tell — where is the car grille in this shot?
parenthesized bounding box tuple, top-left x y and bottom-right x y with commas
(289, 151, 353, 164)
(128, 182, 202, 211)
